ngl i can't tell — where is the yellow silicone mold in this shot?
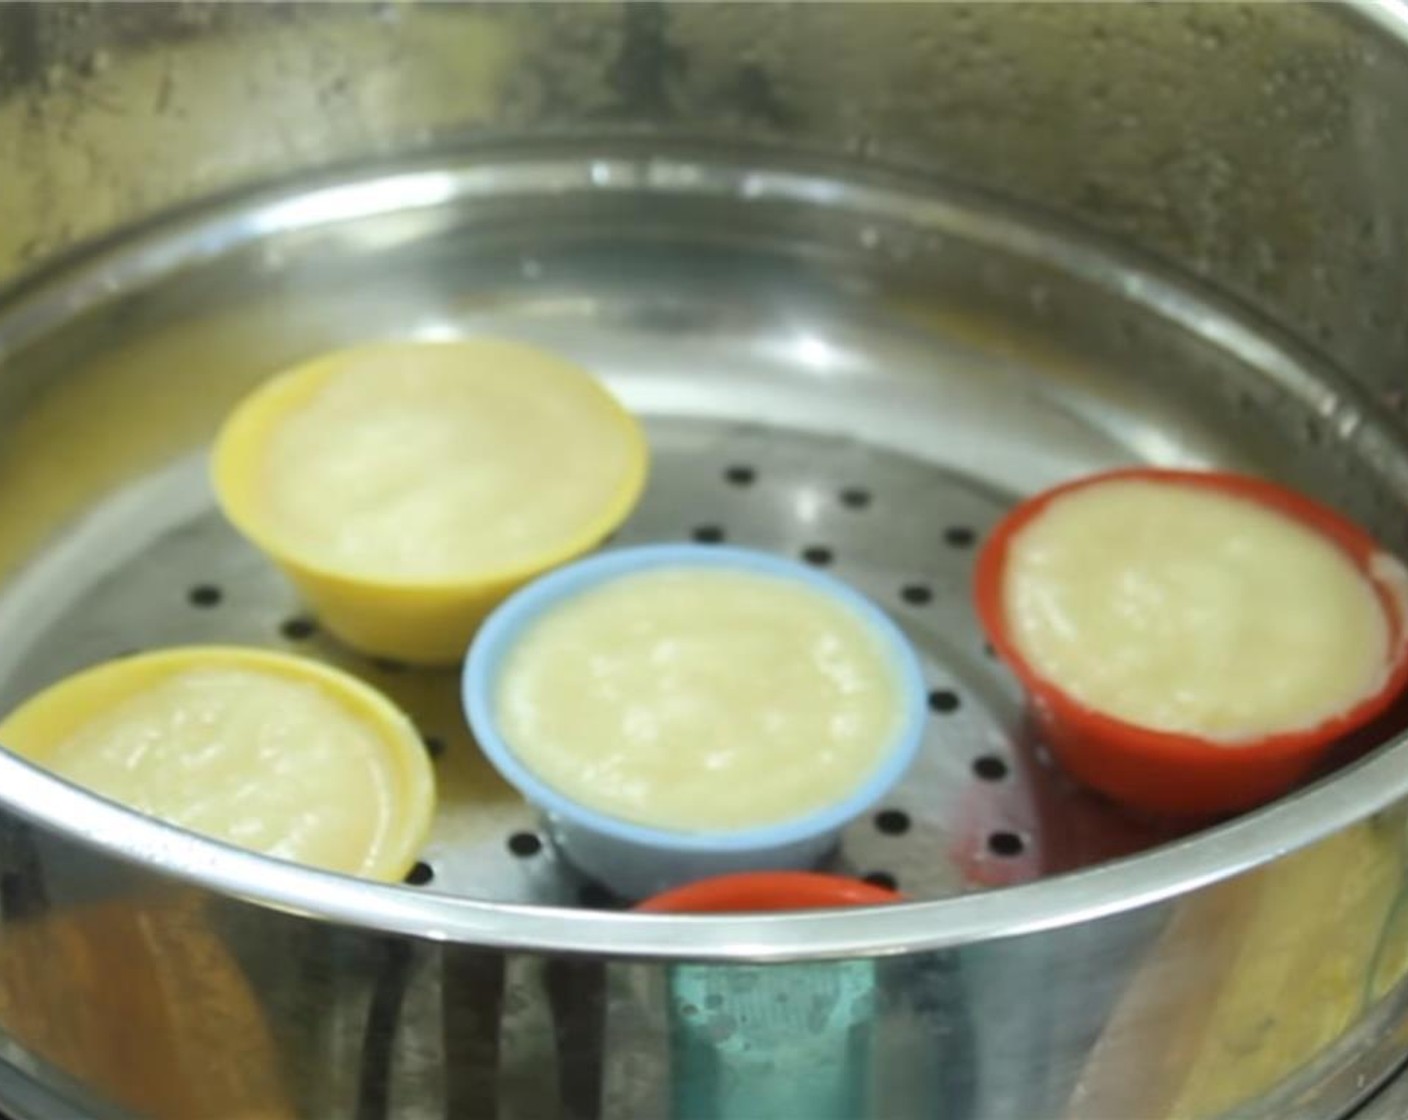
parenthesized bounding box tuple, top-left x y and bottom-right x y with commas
(0, 647, 435, 882)
(211, 338, 648, 665)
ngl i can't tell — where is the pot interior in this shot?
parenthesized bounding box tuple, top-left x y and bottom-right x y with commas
(0, 146, 1404, 915)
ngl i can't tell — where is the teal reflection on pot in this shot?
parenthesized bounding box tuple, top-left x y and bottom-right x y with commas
(667, 959, 878, 1120)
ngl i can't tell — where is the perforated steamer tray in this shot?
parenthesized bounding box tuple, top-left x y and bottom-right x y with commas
(0, 150, 1390, 910)
(0, 156, 1279, 910)
(0, 411, 1195, 908)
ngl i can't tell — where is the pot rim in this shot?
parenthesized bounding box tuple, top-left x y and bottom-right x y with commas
(0, 732, 1396, 960)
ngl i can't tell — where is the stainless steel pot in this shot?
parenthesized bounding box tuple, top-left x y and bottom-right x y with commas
(4, 4, 1408, 1118)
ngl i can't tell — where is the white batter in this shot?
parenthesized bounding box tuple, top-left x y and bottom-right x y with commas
(254, 340, 638, 580)
(46, 668, 400, 874)
(496, 568, 904, 831)
(1003, 479, 1391, 741)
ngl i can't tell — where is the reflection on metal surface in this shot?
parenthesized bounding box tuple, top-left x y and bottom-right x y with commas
(0, 876, 291, 1117)
(1071, 818, 1408, 1119)
(664, 959, 876, 1119)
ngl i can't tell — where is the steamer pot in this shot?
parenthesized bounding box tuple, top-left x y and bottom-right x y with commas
(4, 4, 1408, 1117)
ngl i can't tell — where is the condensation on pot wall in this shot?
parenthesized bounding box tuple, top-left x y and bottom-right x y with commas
(1, 3, 1407, 396)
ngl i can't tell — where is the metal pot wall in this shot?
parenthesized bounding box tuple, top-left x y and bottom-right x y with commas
(3, 4, 1408, 1118)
